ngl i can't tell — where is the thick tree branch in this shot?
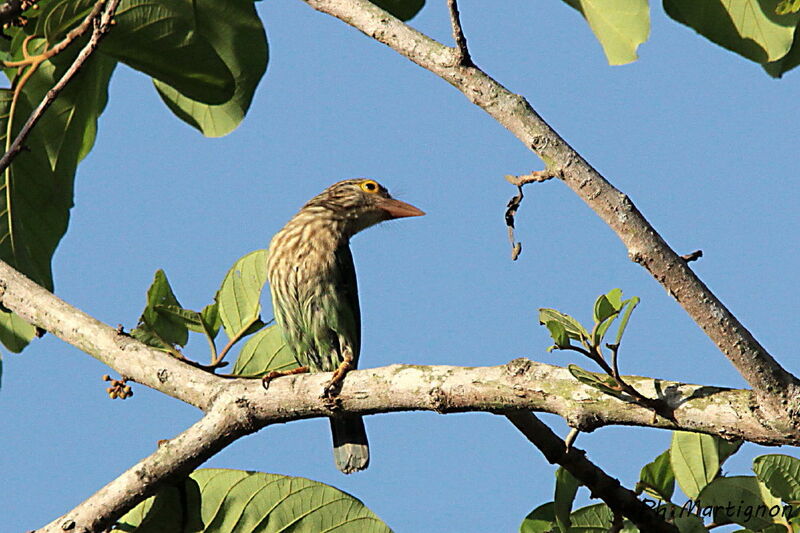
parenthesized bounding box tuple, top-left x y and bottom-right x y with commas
(299, 0, 800, 423)
(507, 412, 677, 532)
(0, 257, 791, 530)
(0, 257, 794, 449)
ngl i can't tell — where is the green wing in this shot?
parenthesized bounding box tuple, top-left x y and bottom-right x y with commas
(328, 244, 361, 364)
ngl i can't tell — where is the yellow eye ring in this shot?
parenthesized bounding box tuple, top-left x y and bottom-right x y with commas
(360, 180, 379, 194)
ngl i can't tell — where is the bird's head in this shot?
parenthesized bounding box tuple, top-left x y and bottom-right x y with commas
(304, 178, 425, 236)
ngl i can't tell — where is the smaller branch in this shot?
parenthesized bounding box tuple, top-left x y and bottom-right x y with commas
(505, 411, 678, 533)
(0, 0, 119, 176)
(446, 0, 472, 66)
(212, 316, 260, 366)
(505, 170, 560, 187)
(564, 427, 580, 450)
(681, 250, 703, 262)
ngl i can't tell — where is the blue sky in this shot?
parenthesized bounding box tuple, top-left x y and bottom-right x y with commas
(3, 1, 800, 531)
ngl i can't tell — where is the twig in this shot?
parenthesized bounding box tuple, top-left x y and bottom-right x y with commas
(0, 0, 119, 177)
(505, 185, 523, 260)
(681, 250, 703, 262)
(505, 411, 678, 533)
(446, 0, 472, 66)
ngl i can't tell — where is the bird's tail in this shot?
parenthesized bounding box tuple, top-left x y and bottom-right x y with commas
(329, 415, 370, 474)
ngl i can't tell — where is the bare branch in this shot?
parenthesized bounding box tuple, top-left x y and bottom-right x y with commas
(506, 412, 677, 532)
(681, 250, 703, 262)
(446, 0, 471, 66)
(300, 0, 800, 421)
(0, 0, 121, 176)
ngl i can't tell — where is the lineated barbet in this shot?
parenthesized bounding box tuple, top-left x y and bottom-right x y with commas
(265, 178, 424, 474)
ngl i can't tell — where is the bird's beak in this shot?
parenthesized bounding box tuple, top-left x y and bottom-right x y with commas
(378, 197, 425, 219)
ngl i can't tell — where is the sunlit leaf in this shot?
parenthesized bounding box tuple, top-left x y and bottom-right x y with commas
(231, 324, 298, 377)
(671, 431, 719, 499)
(117, 468, 391, 532)
(562, 0, 650, 65)
(218, 249, 268, 340)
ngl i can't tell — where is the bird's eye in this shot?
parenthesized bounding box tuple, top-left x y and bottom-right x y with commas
(360, 180, 379, 194)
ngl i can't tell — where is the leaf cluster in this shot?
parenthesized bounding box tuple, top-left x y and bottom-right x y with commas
(129, 250, 296, 379)
(522, 433, 800, 532)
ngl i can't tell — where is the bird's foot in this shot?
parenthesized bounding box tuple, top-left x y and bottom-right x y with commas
(261, 366, 309, 390)
(322, 360, 353, 399)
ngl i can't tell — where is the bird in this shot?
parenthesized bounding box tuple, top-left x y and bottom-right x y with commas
(264, 178, 424, 474)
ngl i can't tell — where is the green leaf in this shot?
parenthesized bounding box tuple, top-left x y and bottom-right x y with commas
(218, 249, 268, 340)
(562, 0, 650, 65)
(155, 304, 205, 333)
(201, 300, 221, 340)
(753, 454, 800, 503)
(699, 476, 785, 530)
(520, 502, 556, 533)
(370, 0, 425, 21)
(673, 513, 709, 533)
(0, 40, 116, 295)
(639, 450, 675, 502)
(671, 431, 719, 499)
(614, 296, 640, 346)
(117, 468, 391, 533)
(568, 364, 624, 398)
(0, 309, 35, 353)
(38, 0, 93, 43)
(554, 467, 579, 532)
(664, 0, 800, 64)
(153, 0, 268, 137)
(569, 503, 613, 531)
(545, 320, 571, 348)
(717, 437, 744, 466)
(764, 27, 800, 76)
(129, 270, 188, 351)
(231, 324, 297, 377)
(604, 288, 623, 310)
(539, 308, 590, 341)
(100, 0, 236, 105)
(593, 295, 616, 324)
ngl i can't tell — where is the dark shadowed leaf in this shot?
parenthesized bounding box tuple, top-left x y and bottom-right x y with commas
(0, 39, 115, 294)
(131, 270, 188, 348)
(370, 0, 425, 21)
(153, 0, 267, 137)
(717, 437, 743, 466)
(102, 0, 234, 105)
(555, 467, 579, 532)
(639, 449, 675, 502)
(699, 476, 784, 530)
(117, 468, 391, 533)
(520, 502, 556, 533)
(664, 0, 800, 65)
